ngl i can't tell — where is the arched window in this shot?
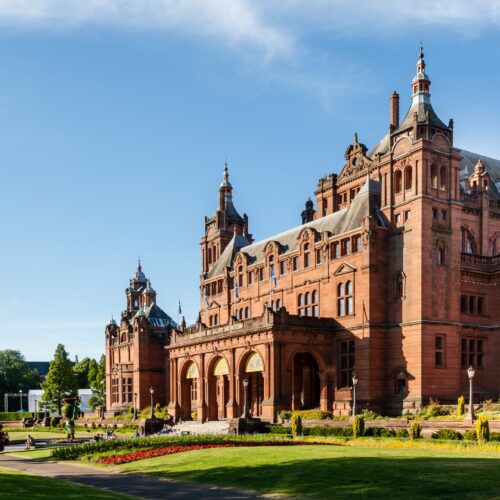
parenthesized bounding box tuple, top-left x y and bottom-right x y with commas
(396, 272, 405, 300)
(275, 299, 281, 311)
(268, 254, 275, 275)
(312, 291, 319, 317)
(238, 265, 244, 286)
(394, 170, 402, 194)
(461, 228, 476, 254)
(245, 306, 250, 318)
(404, 166, 412, 190)
(489, 237, 498, 256)
(346, 281, 353, 315)
(214, 314, 218, 326)
(337, 283, 345, 316)
(297, 294, 304, 315)
(431, 165, 438, 188)
(298, 290, 318, 316)
(439, 166, 447, 190)
(304, 243, 310, 268)
(209, 315, 213, 326)
(437, 241, 446, 266)
(208, 248, 212, 265)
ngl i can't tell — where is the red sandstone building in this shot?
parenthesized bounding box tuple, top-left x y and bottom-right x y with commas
(106, 48, 500, 420)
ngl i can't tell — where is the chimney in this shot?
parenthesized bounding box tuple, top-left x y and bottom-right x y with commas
(390, 91, 399, 129)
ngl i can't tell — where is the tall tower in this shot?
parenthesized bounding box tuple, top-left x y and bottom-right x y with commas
(201, 162, 253, 275)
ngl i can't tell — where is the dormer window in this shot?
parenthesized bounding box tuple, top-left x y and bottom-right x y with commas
(304, 243, 310, 268)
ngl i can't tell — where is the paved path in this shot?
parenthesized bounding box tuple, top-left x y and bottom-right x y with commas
(0, 452, 259, 499)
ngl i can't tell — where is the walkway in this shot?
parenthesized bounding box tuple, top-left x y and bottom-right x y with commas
(0, 452, 259, 499)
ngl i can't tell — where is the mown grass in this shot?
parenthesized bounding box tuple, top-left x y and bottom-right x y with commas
(0, 468, 130, 499)
(119, 444, 500, 499)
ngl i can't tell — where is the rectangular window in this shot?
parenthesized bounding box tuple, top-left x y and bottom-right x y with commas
(352, 235, 362, 253)
(435, 335, 445, 368)
(292, 256, 298, 271)
(279, 260, 286, 275)
(405, 210, 411, 222)
(432, 208, 438, 221)
(259, 268, 265, 281)
(461, 337, 485, 368)
(341, 239, 351, 256)
(395, 213, 402, 225)
(331, 242, 340, 259)
(247, 271, 254, 285)
(477, 297, 484, 315)
(460, 295, 467, 313)
(316, 248, 322, 263)
(339, 340, 355, 388)
(441, 210, 447, 222)
(469, 296, 476, 314)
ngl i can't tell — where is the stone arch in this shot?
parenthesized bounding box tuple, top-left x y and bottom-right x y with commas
(206, 354, 231, 421)
(180, 359, 200, 420)
(237, 350, 265, 418)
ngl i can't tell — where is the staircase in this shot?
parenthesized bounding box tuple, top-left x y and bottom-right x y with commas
(172, 420, 230, 435)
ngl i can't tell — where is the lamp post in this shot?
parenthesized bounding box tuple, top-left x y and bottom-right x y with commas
(352, 372, 358, 417)
(133, 392, 138, 421)
(242, 378, 249, 419)
(34, 398, 38, 418)
(149, 387, 155, 419)
(18, 389, 22, 412)
(467, 365, 476, 422)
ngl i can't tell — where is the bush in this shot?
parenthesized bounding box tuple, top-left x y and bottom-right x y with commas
(50, 416, 61, 427)
(278, 410, 292, 422)
(476, 416, 490, 443)
(353, 415, 364, 438)
(489, 432, 500, 442)
(457, 396, 465, 416)
(291, 413, 303, 437)
(363, 427, 396, 438)
(395, 428, 409, 438)
(264, 424, 290, 435)
(303, 426, 353, 437)
(360, 410, 382, 420)
(416, 399, 451, 420)
(292, 410, 333, 420)
(190, 411, 198, 421)
(0, 412, 34, 421)
(463, 429, 477, 441)
(409, 421, 422, 440)
(431, 429, 463, 441)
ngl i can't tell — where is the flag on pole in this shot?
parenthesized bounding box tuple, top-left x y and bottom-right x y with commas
(178, 299, 182, 315)
(234, 280, 239, 300)
(204, 292, 209, 307)
(270, 266, 277, 290)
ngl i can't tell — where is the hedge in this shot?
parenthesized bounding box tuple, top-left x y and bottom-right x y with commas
(0, 412, 34, 421)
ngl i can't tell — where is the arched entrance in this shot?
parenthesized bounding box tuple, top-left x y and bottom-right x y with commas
(181, 361, 199, 420)
(208, 357, 230, 420)
(291, 352, 320, 410)
(240, 352, 264, 418)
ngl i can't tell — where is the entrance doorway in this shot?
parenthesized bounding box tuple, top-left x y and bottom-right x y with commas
(208, 357, 230, 420)
(292, 352, 320, 410)
(241, 352, 264, 418)
(181, 361, 199, 420)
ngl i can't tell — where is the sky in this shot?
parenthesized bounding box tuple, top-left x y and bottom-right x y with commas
(1, 0, 500, 361)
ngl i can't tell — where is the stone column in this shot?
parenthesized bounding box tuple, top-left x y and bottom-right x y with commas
(226, 348, 238, 418)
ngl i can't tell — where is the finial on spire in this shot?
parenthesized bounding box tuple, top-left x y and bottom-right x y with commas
(137, 257, 141, 270)
(354, 132, 358, 144)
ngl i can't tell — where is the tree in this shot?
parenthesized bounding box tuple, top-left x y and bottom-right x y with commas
(0, 350, 41, 411)
(88, 355, 105, 413)
(41, 344, 78, 415)
(73, 357, 93, 388)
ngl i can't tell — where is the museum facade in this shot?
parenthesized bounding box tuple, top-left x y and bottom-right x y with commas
(106, 48, 500, 420)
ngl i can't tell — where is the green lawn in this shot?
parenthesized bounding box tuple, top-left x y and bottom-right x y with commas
(119, 444, 500, 499)
(0, 468, 130, 499)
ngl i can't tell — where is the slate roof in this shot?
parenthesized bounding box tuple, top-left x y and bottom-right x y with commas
(459, 150, 500, 199)
(133, 303, 177, 328)
(206, 179, 385, 278)
(396, 99, 448, 133)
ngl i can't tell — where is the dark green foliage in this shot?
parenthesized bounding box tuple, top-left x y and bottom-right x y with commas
(263, 424, 290, 435)
(292, 410, 333, 420)
(476, 416, 490, 443)
(415, 399, 451, 420)
(431, 429, 463, 441)
(0, 412, 34, 421)
(73, 357, 93, 389)
(50, 416, 61, 427)
(41, 344, 78, 415)
(278, 410, 292, 421)
(291, 413, 303, 437)
(395, 428, 409, 438)
(88, 355, 105, 410)
(363, 427, 396, 437)
(303, 426, 353, 437)
(353, 416, 364, 438)
(463, 430, 477, 441)
(457, 396, 465, 416)
(0, 350, 41, 411)
(409, 421, 422, 440)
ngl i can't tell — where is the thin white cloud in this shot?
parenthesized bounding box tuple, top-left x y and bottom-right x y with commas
(0, 0, 292, 58)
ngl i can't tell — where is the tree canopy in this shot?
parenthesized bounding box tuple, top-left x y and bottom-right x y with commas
(88, 354, 105, 410)
(73, 357, 93, 388)
(0, 350, 41, 411)
(41, 344, 78, 415)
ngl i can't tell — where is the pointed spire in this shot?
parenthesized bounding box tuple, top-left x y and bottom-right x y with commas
(220, 158, 232, 188)
(132, 258, 147, 283)
(411, 42, 431, 104)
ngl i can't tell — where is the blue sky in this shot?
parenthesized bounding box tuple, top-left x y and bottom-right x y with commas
(1, 1, 500, 361)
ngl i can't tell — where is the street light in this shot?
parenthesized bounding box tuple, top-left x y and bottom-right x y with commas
(34, 398, 38, 418)
(467, 365, 475, 421)
(242, 378, 249, 419)
(351, 372, 358, 417)
(133, 392, 138, 421)
(149, 387, 155, 419)
(18, 389, 22, 412)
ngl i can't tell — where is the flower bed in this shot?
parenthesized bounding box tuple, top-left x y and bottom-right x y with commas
(98, 440, 316, 465)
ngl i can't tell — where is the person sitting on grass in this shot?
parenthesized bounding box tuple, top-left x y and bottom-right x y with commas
(25, 435, 35, 450)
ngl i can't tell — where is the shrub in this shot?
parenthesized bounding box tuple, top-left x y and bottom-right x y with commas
(489, 432, 500, 442)
(50, 417, 61, 427)
(303, 426, 353, 437)
(190, 411, 198, 421)
(278, 410, 292, 422)
(395, 428, 409, 438)
(360, 410, 382, 420)
(292, 410, 333, 420)
(463, 429, 477, 441)
(476, 416, 490, 443)
(431, 429, 463, 441)
(363, 427, 396, 438)
(457, 396, 465, 416)
(353, 415, 364, 438)
(409, 421, 422, 440)
(0, 412, 34, 421)
(291, 413, 303, 437)
(264, 424, 290, 435)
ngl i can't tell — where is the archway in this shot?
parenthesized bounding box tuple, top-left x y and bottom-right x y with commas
(181, 361, 199, 420)
(291, 352, 320, 410)
(240, 352, 264, 418)
(208, 357, 230, 420)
